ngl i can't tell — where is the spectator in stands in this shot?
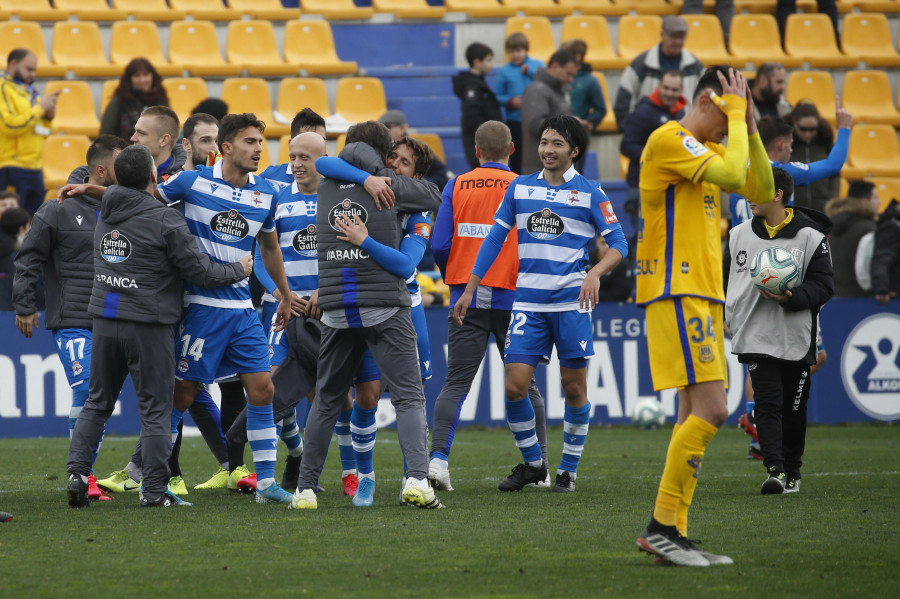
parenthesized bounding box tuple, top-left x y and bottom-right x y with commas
(872, 199, 900, 305)
(750, 62, 791, 122)
(613, 16, 702, 132)
(682, 0, 734, 45)
(562, 39, 608, 166)
(191, 98, 228, 122)
(788, 101, 839, 213)
(620, 70, 686, 231)
(100, 58, 170, 142)
(453, 42, 502, 171)
(131, 105, 185, 181)
(520, 49, 578, 176)
(826, 181, 880, 298)
(379, 109, 451, 190)
(0, 49, 60, 216)
(0, 207, 30, 310)
(776, 0, 839, 44)
(0, 190, 20, 215)
(495, 32, 545, 174)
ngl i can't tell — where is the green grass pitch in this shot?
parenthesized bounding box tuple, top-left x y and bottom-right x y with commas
(1, 424, 898, 597)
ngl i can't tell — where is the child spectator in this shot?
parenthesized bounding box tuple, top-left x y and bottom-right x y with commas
(494, 33, 545, 174)
(725, 167, 834, 495)
(453, 42, 502, 171)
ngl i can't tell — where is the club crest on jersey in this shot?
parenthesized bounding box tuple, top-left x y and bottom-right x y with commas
(292, 224, 317, 257)
(526, 208, 564, 240)
(251, 190, 263, 207)
(178, 358, 189, 373)
(211, 209, 250, 242)
(682, 136, 709, 158)
(698, 345, 715, 363)
(100, 229, 132, 263)
(72, 361, 83, 376)
(328, 199, 368, 231)
(600, 201, 618, 224)
(565, 190, 581, 205)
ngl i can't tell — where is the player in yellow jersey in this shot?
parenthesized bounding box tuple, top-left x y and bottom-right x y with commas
(634, 66, 775, 567)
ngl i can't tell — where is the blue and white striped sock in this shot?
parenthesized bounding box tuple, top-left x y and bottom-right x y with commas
(351, 405, 377, 478)
(335, 407, 356, 475)
(280, 409, 303, 458)
(506, 398, 542, 466)
(246, 404, 277, 488)
(559, 403, 591, 477)
(170, 407, 184, 447)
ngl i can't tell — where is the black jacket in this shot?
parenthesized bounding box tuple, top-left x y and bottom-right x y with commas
(829, 208, 877, 297)
(620, 95, 685, 187)
(872, 199, 900, 296)
(12, 167, 98, 329)
(89, 184, 247, 325)
(452, 71, 502, 170)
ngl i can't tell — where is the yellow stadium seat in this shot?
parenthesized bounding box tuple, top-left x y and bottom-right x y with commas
(110, 22, 182, 77)
(841, 70, 900, 127)
(844, 124, 900, 178)
(410, 133, 447, 162)
(856, 0, 900, 11)
(870, 177, 900, 213)
(728, 14, 803, 69)
(226, 20, 298, 76)
(162, 77, 209, 124)
(592, 72, 617, 133)
(336, 134, 347, 154)
(505, 17, 556, 64)
(228, 0, 300, 20)
(168, 0, 237, 20)
(43, 135, 92, 190)
(301, 0, 374, 20)
(786, 71, 837, 127)
(0, 0, 68, 20)
(101, 79, 117, 115)
(43, 81, 100, 136)
(733, 0, 776, 12)
(785, 14, 857, 68)
(284, 21, 358, 76)
(51, 22, 120, 77)
(841, 13, 900, 68)
(373, 0, 446, 18)
(0, 22, 66, 78)
(275, 78, 332, 125)
(53, 0, 126, 20)
(334, 78, 388, 125)
(683, 14, 740, 67)
(557, 0, 630, 15)
(220, 78, 290, 139)
(113, 0, 185, 21)
(561, 16, 628, 70)
(617, 15, 662, 62)
(278, 134, 292, 164)
(444, 0, 516, 17)
(500, 0, 571, 16)
(169, 21, 243, 77)
(614, 0, 681, 15)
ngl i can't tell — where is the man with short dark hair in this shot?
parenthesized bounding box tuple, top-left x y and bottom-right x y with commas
(520, 49, 579, 175)
(453, 42, 502, 170)
(259, 108, 327, 192)
(65, 144, 252, 508)
(0, 48, 61, 214)
(181, 113, 219, 171)
(13, 134, 128, 501)
(378, 109, 450, 190)
(750, 62, 791, 121)
(131, 105, 185, 180)
(613, 16, 703, 132)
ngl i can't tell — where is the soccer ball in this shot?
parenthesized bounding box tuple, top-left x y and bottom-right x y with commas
(631, 399, 666, 429)
(750, 247, 800, 294)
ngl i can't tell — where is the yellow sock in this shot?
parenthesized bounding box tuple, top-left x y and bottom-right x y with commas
(653, 415, 718, 529)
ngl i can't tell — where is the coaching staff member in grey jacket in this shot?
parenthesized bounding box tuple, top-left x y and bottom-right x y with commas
(66, 144, 252, 509)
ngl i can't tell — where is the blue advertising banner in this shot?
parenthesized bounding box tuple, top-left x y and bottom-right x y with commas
(0, 298, 897, 438)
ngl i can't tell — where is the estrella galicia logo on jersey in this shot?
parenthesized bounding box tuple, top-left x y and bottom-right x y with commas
(211, 209, 250, 242)
(292, 224, 317, 257)
(682, 136, 709, 158)
(840, 314, 900, 420)
(698, 345, 715, 363)
(600, 201, 618, 224)
(100, 229, 132, 263)
(526, 208, 564, 240)
(328, 199, 368, 231)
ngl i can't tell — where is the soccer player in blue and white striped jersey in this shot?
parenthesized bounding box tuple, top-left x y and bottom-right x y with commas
(158, 113, 296, 505)
(454, 115, 628, 493)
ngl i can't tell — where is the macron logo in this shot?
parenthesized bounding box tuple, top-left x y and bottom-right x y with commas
(578, 340, 588, 350)
(209, 183, 219, 194)
(75, 215, 83, 225)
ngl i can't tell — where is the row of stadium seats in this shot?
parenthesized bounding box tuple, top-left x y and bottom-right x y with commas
(2, 0, 896, 22)
(509, 13, 900, 69)
(0, 20, 355, 78)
